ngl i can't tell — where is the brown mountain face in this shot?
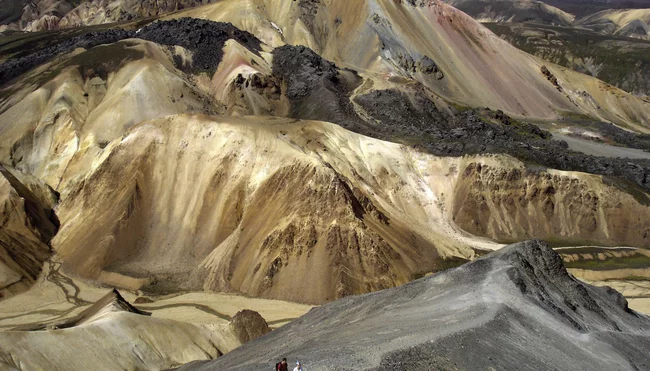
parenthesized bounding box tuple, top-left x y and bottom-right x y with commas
(0, 164, 57, 299)
(0, 0, 649, 304)
(1, 0, 650, 369)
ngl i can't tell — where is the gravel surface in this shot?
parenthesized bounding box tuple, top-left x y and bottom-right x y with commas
(177, 240, 650, 371)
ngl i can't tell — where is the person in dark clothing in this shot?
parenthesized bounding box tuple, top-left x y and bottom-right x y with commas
(276, 358, 288, 371)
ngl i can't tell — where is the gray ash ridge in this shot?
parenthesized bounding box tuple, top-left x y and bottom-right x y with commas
(177, 240, 650, 371)
(0, 18, 262, 85)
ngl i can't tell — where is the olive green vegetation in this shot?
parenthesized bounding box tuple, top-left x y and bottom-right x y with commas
(605, 276, 650, 282)
(603, 176, 650, 207)
(563, 253, 650, 271)
(484, 22, 650, 98)
(555, 246, 636, 254)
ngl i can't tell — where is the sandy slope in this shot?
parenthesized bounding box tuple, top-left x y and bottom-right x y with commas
(0, 258, 311, 370)
(175, 0, 650, 130)
(0, 164, 57, 299)
(0, 38, 215, 194)
(46, 114, 650, 304)
(0, 13, 648, 307)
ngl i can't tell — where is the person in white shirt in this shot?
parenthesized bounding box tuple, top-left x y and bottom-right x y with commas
(293, 360, 303, 371)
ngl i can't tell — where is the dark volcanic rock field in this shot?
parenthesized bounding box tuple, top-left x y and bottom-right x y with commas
(0, 18, 262, 85)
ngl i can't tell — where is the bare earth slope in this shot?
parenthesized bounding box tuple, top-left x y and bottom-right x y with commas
(443, 0, 575, 25)
(0, 0, 218, 32)
(0, 164, 58, 299)
(175, 0, 650, 130)
(577, 9, 650, 40)
(484, 22, 650, 98)
(0, 14, 650, 305)
(179, 240, 650, 371)
(0, 288, 272, 370)
(50, 115, 650, 304)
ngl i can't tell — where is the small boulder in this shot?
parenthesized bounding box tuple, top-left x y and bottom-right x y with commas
(229, 309, 271, 344)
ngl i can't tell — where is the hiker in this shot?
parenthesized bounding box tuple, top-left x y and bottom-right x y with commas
(275, 358, 288, 371)
(293, 360, 303, 371)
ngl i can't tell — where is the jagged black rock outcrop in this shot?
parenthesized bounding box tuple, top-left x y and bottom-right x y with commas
(136, 18, 262, 72)
(0, 18, 262, 85)
(177, 240, 650, 371)
(271, 44, 364, 130)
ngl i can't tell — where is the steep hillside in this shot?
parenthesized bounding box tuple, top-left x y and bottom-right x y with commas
(50, 115, 477, 303)
(542, 0, 650, 17)
(0, 0, 217, 32)
(179, 240, 650, 371)
(485, 22, 650, 98)
(577, 8, 650, 40)
(0, 12, 650, 304)
(0, 0, 78, 32)
(0, 2, 649, 369)
(47, 115, 650, 304)
(0, 164, 58, 299)
(174, 0, 650, 130)
(443, 0, 574, 25)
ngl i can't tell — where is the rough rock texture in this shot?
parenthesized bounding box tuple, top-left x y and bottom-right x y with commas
(0, 0, 220, 31)
(136, 18, 262, 73)
(45, 115, 650, 307)
(59, 0, 220, 28)
(229, 309, 271, 344)
(0, 0, 76, 31)
(178, 240, 650, 371)
(0, 18, 262, 85)
(0, 28, 135, 85)
(541, 65, 562, 91)
(50, 115, 467, 304)
(271, 45, 363, 131)
(416, 55, 444, 79)
(354, 88, 650, 193)
(453, 163, 650, 247)
(0, 164, 58, 299)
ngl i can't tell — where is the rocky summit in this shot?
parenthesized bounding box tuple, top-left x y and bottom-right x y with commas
(0, 0, 649, 370)
(179, 240, 650, 371)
